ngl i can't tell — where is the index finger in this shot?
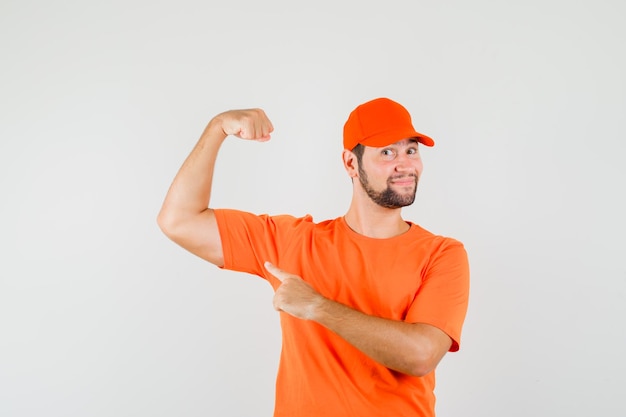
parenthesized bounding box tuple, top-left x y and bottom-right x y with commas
(264, 261, 285, 282)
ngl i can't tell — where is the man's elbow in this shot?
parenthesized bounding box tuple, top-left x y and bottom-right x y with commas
(157, 209, 182, 240)
(401, 325, 452, 377)
(404, 344, 448, 377)
(405, 357, 439, 378)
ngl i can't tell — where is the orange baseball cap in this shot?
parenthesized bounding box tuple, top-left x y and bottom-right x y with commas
(343, 97, 435, 150)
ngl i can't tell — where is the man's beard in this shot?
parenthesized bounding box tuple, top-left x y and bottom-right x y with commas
(358, 165, 418, 209)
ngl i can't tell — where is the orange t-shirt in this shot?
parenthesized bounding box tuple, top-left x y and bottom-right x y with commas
(214, 209, 470, 417)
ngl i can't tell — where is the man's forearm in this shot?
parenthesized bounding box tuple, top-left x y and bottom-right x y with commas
(312, 299, 451, 377)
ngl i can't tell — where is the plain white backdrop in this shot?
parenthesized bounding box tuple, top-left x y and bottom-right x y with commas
(1, 1, 625, 416)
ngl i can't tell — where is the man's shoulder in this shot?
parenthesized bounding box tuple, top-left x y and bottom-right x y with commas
(215, 208, 341, 230)
(274, 214, 344, 232)
(409, 222, 466, 249)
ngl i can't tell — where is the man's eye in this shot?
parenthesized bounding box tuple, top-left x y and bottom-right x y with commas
(381, 149, 395, 157)
(407, 148, 418, 155)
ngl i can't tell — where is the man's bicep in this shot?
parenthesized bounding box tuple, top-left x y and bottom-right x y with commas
(164, 208, 225, 267)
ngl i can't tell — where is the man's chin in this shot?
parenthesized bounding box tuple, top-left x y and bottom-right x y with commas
(378, 195, 416, 209)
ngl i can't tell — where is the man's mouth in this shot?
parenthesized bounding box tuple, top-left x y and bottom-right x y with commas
(390, 176, 417, 186)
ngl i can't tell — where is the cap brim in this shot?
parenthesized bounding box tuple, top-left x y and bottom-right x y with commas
(359, 129, 435, 148)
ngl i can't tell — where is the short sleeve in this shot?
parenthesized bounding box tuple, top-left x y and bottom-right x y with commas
(213, 209, 312, 286)
(405, 240, 470, 351)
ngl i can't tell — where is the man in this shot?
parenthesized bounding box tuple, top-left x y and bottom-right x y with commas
(157, 97, 470, 417)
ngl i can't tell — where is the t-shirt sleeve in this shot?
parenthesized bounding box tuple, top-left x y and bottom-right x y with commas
(405, 239, 470, 352)
(213, 208, 309, 286)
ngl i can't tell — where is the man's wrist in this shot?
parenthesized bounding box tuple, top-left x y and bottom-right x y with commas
(203, 116, 229, 142)
(310, 296, 341, 324)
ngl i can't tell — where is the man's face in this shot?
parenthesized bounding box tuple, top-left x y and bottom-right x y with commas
(357, 139, 424, 209)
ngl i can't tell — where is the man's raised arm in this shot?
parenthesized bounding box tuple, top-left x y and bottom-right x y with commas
(157, 109, 274, 266)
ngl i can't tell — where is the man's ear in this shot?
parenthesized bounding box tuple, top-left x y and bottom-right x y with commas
(342, 149, 358, 178)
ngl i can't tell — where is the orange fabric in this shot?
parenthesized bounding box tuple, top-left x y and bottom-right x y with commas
(214, 209, 470, 417)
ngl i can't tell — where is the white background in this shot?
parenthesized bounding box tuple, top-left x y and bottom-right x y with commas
(1, 1, 625, 416)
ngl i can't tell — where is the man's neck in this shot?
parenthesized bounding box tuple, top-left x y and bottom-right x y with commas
(343, 199, 410, 239)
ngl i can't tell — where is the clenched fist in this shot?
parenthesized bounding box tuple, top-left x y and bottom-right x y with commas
(214, 108, 274, 141)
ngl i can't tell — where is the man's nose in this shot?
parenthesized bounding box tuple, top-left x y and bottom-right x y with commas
(395, 153, 412, 171)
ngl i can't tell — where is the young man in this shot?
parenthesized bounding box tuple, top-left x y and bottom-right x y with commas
(158, 97, 470, 417)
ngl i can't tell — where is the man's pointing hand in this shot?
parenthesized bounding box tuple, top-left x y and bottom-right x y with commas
(265, 262, 325, 321)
